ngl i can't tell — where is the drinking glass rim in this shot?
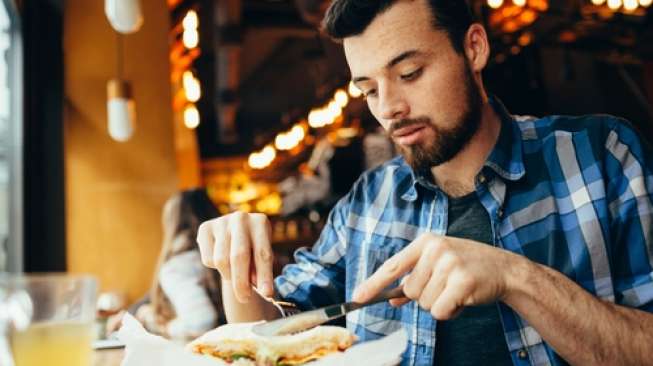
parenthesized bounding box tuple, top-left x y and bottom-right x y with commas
(0, 272, 97, 285)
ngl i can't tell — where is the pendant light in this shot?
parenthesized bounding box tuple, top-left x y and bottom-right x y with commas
(106, 34, 135, 142)
(104, 0, 143, 34)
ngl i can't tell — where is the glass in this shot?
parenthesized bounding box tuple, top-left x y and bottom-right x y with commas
(0, 274, 98, 366)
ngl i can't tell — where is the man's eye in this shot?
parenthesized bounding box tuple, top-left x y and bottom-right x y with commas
(401, 68, 422, 81)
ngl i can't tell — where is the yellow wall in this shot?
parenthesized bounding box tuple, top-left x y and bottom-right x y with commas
(64, 0, 177, 301)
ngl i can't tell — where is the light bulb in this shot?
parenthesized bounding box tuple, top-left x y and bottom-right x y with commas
(513, 0, 526, 6)
(184, 105, 200, 129)
(334, 89, 349, 108)
(640, 0, 652, 7)
(182, 10, 198, 30)
(488, 0, 504, 9)
(591, 0, 606, 4)
(607, 0, 622, 9)
(183, 29, 199, 49)
(182, 71, 201, 102)
(104, 0, 144, 34)
(348, 81, 362, 98)
(623, 0, 638, 10)
(107, 79, 136, 142)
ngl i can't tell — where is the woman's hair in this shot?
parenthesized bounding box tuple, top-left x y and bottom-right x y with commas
(150, 188, 222, 327)
(322, 0, 476, 54)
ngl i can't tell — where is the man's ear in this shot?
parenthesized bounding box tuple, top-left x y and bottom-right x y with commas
(464, 23, 490, 73)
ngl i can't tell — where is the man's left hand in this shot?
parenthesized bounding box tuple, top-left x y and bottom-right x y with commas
(352, 233, 526, 320)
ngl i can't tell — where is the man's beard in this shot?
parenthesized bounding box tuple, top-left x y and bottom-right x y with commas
(390, 66, 483, 176)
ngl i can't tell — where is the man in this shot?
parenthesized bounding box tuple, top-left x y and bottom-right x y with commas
(196, 0, 653, 365)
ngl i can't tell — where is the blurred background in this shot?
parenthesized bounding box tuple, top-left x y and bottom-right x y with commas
(1, 0, 652, 309)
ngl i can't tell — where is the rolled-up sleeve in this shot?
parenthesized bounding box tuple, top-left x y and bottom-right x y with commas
(274, 194, 351, 310)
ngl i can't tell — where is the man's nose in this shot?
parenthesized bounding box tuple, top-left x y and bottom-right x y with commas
(378, 84, 410, 121)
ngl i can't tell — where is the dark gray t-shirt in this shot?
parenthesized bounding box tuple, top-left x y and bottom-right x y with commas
(433, 193, 513, 366)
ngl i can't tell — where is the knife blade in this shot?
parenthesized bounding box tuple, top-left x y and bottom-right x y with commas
(252, 286, 404, 337)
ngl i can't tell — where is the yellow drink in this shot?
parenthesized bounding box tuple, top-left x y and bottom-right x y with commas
(9, 321, 95, 366)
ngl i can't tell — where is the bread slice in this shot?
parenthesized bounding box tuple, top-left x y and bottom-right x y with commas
(187, 321, 356, 365)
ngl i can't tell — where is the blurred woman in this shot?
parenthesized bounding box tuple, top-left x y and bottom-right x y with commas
(108, 188, 224, 339)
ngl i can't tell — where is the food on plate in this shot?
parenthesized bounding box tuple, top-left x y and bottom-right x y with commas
(187, 322, 356, 365)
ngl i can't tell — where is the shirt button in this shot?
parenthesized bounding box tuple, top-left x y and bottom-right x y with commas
(497, 208, 504, 218)
(518, 349, 528, 359)
(478, 174, 486, 184)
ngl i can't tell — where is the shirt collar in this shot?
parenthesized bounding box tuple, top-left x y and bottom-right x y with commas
(399, 96, 526, 202)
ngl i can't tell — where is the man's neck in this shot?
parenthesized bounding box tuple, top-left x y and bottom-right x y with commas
(431, 101, 502, 198)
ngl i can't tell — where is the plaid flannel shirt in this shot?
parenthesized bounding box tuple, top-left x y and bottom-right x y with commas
(275, 98, 653, 365)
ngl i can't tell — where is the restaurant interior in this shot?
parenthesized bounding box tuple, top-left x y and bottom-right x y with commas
(1, 0, 653, 362)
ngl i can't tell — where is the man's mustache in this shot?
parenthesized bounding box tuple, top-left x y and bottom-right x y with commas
(388, 117, 432, 135)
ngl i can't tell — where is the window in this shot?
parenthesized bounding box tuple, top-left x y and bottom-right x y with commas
(0, 0, 22, 272)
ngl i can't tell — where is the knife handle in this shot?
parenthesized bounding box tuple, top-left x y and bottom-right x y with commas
(368, 285, 405, 304)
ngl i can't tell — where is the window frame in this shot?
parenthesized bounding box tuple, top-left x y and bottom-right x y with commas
(2, 0, 23, 273)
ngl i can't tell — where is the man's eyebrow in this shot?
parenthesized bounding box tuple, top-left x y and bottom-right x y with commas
(351, 49, 421, 85)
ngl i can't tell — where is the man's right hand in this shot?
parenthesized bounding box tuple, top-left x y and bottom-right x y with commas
(197, 211, 275, 303)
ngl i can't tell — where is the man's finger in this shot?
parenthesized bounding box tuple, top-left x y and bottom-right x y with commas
(250, 214, 274, 297)
(210, 218, 231, 280)
(229, 213, 252, 302)
(353, 239, 425, 302)
(389, 297, 411, 307)
(197, 221, 215, 268)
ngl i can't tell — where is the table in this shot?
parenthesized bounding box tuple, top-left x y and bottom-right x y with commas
(93, 349, 124, 366)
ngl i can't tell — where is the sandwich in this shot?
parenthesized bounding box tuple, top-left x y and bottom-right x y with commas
(187, 321, 356, 365)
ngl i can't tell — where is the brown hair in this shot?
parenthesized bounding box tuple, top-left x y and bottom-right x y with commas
(149, 188, 223, 327)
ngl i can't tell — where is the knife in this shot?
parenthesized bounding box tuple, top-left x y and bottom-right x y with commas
(252, 286, 405, 336)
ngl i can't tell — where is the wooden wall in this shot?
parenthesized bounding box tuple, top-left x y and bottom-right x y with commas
(63, 0, 178, 302)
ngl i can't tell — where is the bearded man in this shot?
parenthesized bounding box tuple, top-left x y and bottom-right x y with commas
(197, 1, 653, 365)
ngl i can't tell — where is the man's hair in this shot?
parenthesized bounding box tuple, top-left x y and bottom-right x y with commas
(323, 0, 476, 54)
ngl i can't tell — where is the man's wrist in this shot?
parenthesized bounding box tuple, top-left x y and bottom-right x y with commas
(502, 253, 539, 309)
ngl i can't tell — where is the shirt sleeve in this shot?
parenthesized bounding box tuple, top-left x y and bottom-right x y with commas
(159, 250, 218, 337)
(604, 118, 653, 312)
(274, 193, 351, 310)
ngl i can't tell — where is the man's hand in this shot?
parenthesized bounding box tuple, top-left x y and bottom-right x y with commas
(197, 211, 275, 303)
(352, 233, 525, 320)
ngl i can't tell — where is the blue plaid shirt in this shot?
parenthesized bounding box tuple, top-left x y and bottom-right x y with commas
(275, 98, 653, 366)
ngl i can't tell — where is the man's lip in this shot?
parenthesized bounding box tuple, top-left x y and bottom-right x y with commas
(392, 124, 426, 138)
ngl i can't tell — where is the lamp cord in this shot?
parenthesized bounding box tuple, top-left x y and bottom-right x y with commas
(116, 32, 123, 79)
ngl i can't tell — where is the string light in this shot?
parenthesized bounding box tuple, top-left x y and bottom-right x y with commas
(488, 0, 504, 9)
(182, 10, 199, 49)
(334, 89, 349, 108)
(591, 0, 606, 4)
(607, 0, 622, 9)
(348, 81, 362, 98)
(183, 104, 200, 129)
(640, 0, 652, 7)
(623, 0, 638, 9)
(182, 71, 201, 102)
(248, 145, 276, 170)
(513, 0, 526, 6)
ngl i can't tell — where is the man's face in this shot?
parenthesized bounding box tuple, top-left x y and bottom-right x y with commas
(343, 0, 483, 174)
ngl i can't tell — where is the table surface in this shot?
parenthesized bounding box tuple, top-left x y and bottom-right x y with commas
(93, 349, 124, 366)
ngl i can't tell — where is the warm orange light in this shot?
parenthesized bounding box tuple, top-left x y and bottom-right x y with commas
(518, 9, 538, 25)
(640, 0, 652, 7)
(518, 32, 533, 46)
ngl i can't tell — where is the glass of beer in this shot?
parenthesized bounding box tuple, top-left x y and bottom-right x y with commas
(0, 274, 97, 366)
